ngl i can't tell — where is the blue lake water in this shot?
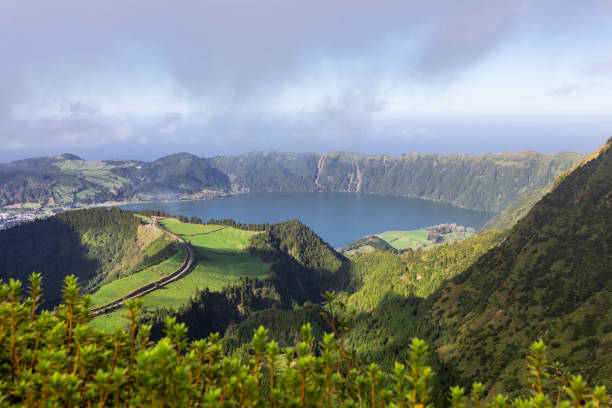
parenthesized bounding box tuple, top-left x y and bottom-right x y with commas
(121, 192, 494, 248)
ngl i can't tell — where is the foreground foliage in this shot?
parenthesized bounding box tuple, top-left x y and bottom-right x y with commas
(0, 274, 608, 407)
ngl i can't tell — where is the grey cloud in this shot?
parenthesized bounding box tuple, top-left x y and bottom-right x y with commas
(414, 0, 529, 78)
(587, 56, 612, 75)
(547, 82, 603, 96)
(0, 1, 533, 105)
(158, 112, 183, 135)
(1, 0, 611, 159)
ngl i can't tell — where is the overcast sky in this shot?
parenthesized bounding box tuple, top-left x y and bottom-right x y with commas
(1, 0, 612, 162)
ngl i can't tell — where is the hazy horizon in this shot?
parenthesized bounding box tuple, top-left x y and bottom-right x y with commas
(1, 138, 599, 165)
(2, 1, 611, 162)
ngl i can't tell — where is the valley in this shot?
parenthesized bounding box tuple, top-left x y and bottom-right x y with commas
(4, 1, 612, 405)
(0, 140, 610, 405)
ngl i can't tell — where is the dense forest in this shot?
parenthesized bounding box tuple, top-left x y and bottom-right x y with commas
(0, 150, 583, 212)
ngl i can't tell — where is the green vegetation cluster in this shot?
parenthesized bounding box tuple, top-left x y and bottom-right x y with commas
(158, 227, 503, 388)
(0, 153, 229, 210)
(135, 210, 270, 231)
(1, 140, 610, 403)
(111, 153, 228, 199)
(184, 141, 612, 395)
(0, 275, 608, 408)
(0, 154, 130, 208)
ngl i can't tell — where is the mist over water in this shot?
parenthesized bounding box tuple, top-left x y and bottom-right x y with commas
(121, 192, 494, 248)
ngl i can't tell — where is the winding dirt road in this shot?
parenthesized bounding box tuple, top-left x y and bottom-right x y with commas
(91, 217, 193, 316)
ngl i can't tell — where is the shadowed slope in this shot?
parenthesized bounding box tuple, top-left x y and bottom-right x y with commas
(422, 139, 612, 391)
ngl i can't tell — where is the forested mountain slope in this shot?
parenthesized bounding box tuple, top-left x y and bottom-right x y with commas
(0, 153, 230, 207)
(1, 150, 582, 212)
(201, 228, 503, 381)
(346, 230, 504, 313)
(480, 184, 552, 231)
(422, 138, 612, 391)
(110, 153, 229, 198)
(0, 207, 174, 306)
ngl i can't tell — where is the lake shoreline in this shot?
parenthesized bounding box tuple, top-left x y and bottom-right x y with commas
(119, 192, 495, 248)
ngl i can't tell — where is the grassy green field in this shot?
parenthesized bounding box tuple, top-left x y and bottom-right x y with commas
(22, 202, 42, 209)
(57, 160, 127, 189)
(185, 228, 255, 253)
(376, 230, 473, 251)
(134, 214, 152, 224)
(89, 244, 186, 307)
(376, 230, 430, 250)
(90, 219, 270, 330)
(139, 251, 269, 311)
(158, 218, 223, 235)
(89, 309, 127, 331)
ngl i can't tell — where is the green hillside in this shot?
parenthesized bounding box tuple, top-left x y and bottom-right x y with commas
(195, 141, 611, 395)
(340, 235, 397, 257)
(0, 153, 230, 209)
(141, 219, 349, 342)
(215, 228, 503, 383)
(346, 230, 503, 314)
(111, 153, 230, 200)
(89, 244, 187, 308)
(90, 218, 270, 330)
(481, 184, 552, 231)
(422, 138, 612, 392)
(0, 207, 174, 306)
(0, 143, 609, 400)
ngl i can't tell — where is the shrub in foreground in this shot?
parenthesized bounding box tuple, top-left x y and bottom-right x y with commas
(0, 274, 608, 407)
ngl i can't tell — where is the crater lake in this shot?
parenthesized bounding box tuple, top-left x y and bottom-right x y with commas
(120, 192, 494, 248)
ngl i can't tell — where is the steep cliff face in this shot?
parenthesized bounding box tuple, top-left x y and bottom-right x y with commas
(422, 139, 612, 391)
(212, 150, 584, 212)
